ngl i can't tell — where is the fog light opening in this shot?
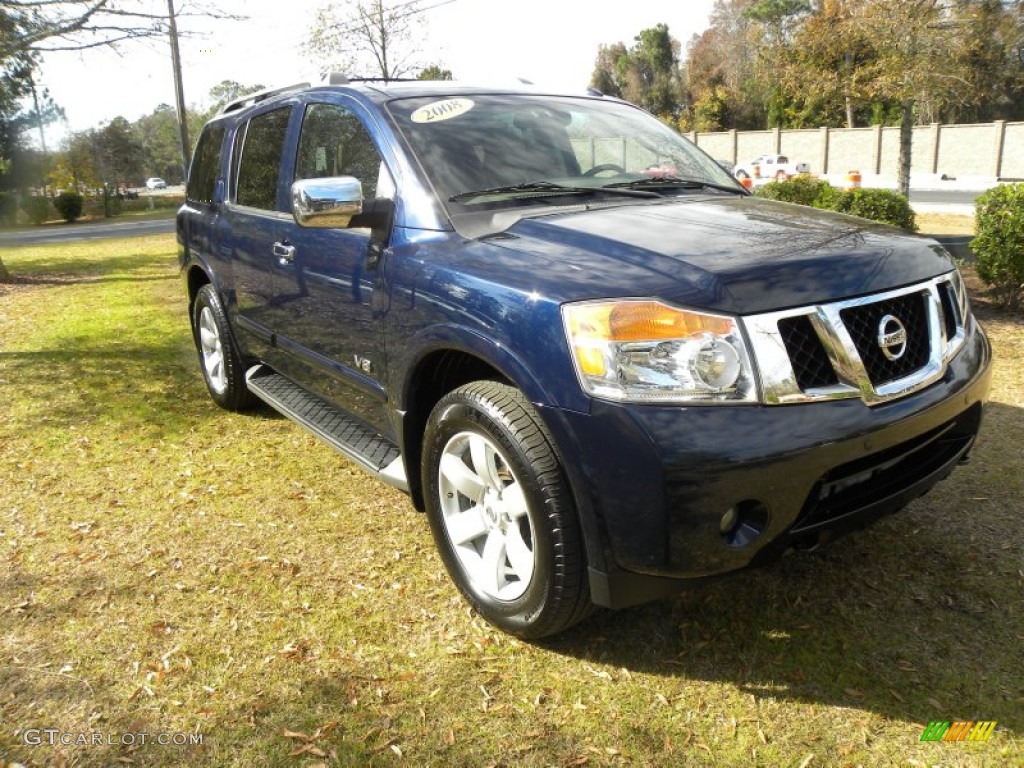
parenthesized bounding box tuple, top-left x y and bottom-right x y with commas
(721, 500, 770, 549)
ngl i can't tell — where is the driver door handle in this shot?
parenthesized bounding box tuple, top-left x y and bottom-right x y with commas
(273, 241, 295, 265)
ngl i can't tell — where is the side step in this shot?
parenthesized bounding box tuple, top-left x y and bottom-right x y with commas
(246, 365, 408, 492)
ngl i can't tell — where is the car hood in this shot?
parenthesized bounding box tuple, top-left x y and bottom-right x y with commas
(481, 195, 954, 315)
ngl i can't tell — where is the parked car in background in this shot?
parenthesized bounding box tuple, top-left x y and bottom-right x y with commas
(146, 177, 167, 189)
(734, 154, 810, 181)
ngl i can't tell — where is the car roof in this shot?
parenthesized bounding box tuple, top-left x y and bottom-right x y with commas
(216, 78, 612, 119)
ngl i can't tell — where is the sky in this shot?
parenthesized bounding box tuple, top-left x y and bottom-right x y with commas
(32, 0, 716, 145)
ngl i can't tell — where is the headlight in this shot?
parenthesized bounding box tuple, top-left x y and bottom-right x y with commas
(562, 299, 758, 403)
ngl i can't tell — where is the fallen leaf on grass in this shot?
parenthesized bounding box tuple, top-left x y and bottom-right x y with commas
(927, 697, 944, 710)
(844, 688, 865, 699)
(583, 664, 612, 681)
(148, 620, 174, 636)
(288, 744, 326, 757)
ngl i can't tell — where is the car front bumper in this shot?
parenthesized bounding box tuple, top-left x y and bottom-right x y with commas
(551, 318, 992, 609)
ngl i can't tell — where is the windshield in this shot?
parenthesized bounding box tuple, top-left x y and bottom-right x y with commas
(387, 94, 741, 209)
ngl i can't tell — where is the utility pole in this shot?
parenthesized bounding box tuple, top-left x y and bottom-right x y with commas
(28, 77, 49, 197)
(167, 0, 190, 182)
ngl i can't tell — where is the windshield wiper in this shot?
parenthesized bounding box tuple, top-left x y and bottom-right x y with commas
(603, 175, 745, 195)
(449, 180, 658, 204)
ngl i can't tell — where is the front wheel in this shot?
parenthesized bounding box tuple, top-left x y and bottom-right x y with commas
(422, 381, 591, 639)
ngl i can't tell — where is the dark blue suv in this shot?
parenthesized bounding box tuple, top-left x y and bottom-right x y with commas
(178, 79, 992, 638)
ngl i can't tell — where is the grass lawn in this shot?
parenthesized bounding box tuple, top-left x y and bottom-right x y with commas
(0, 235, 1021, 767)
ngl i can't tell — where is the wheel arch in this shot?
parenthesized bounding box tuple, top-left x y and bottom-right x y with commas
(186, 264, 212, 316)
(395, 333, 612, 580)
(396, 326, 558, 508)
(399, 346, 512, 512)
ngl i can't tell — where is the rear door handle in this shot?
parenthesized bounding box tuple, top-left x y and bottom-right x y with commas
(273, 241, 295, 265)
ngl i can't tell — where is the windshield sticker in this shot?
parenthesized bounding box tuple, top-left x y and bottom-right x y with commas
(411, 98, 475, 124)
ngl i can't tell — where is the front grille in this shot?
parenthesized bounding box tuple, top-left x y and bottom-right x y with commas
(839, 292, 930, 386)
(754, 273, 968, 406)
(778, 315, 838, 390)
(938, 282, 959, 341)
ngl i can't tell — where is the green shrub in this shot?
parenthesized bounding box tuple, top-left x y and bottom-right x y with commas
(832, 188, 917, 232)
(22, 195, 51, 225)
(755, 179, 916, 231)
(971, 183, 1024, 310)
(0, 191, 17, 226)
(756, 175, 835, 207)
(54, 191, 84, 223)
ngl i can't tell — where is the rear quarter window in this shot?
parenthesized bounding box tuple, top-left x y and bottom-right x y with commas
(234, 107, 291, 211)
(187, 122, 226, 205)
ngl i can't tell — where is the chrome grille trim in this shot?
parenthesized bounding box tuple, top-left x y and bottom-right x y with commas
(745, 273, 968, 406)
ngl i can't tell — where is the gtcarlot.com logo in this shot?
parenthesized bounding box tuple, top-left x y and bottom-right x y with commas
(20, 728, 204, 747)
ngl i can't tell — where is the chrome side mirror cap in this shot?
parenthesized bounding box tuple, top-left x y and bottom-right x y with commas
(291, 176, 363, 228)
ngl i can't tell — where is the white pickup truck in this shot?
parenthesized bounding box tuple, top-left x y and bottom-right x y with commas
(734, 154, 810, 181)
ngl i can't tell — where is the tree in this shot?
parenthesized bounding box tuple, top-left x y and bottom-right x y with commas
(741, 0, 811, 126)
(309, 0, 430, 80)
(683, 0, 768, 130)
(134, 104, 188, 184)
(0, 0, 239, 280)
(851, 0, 966, 196)
(1, 0, 236, 58)
(589, 24, 686, 121)
(417, 64, 452, 80)
(778, 0, 877, 128)
(204, 80, 266, 118)
(944, 0, 1024, 123)
(49, 129, 103, 192)
(589, 43, 628, 99)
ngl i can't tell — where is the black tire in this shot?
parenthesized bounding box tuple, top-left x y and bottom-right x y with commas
(192, 284, 254, 412)
(422, 381, 591, 639)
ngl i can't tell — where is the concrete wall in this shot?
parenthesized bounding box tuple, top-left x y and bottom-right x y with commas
(689, 120, 1024, 181)
(1002, 124, 1024, 178)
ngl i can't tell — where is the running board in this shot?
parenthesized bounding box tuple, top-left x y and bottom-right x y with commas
(245, 365, 408, 492)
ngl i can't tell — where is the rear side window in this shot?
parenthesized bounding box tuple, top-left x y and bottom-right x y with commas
(187, 122, 225, 205)
(235, 107, 291, 211)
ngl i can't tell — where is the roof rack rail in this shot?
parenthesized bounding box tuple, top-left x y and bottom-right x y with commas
(220, 82, 310, 115)
(323, 73, 423, 85)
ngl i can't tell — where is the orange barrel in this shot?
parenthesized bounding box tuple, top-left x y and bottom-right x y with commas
(739, 176, 754, 190)
(846, 170, 862, 189)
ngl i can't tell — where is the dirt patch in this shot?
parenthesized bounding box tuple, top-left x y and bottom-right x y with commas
(916, 212, 975, 235)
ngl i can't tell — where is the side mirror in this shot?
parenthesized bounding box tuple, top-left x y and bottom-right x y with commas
(291, 176, 363, 228)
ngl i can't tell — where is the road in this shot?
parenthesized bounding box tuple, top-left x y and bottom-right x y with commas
(908, 189, 981, 206)
(0, 217, 174, 247)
